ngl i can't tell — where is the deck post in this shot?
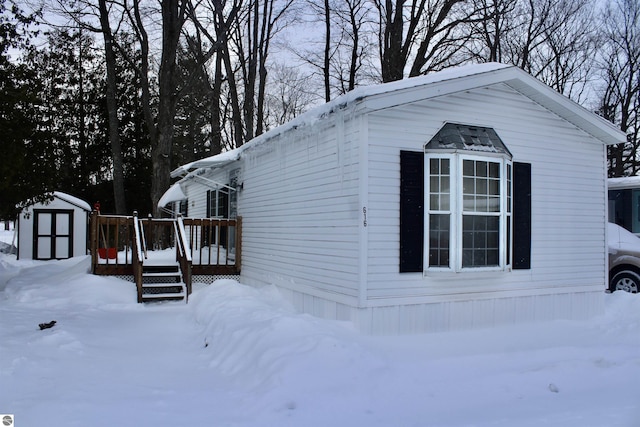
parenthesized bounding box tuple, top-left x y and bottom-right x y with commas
(90, 210, 98, 273)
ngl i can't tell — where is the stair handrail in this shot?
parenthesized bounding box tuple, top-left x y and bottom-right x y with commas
(132, 211, 144, 303)
(175, 215, 192, 262)
(138, 216, 148, 259)
(133, 212, 145, 262)
(174, 215, 192, 301)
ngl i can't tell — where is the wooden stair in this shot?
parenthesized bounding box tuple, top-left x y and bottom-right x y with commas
(140, 264, 186, 302)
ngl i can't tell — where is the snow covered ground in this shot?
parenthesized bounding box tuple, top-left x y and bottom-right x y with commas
(0, 226, 638, 427)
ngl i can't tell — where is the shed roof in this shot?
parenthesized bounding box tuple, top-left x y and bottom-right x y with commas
(21, 192, 91, 212)
(170, 62, 625, 181)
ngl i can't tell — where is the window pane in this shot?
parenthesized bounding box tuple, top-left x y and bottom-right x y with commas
(488, 196, 500, 212)
(463, 160, 501, 213)
(463, 195, 475, 210)
(429, 158, 450, 212)
(489, 179, 499, 195)
(462, 215, 499, 267)
(429, 214, 450, 267)
(507, 164, 512, 213)
(477, 178, 487, 195)
(441, 176, 450, 193)
(489, 162, 500, 178)
(441, 195, 450, 211)
(430, 176, 440, 191)
(476, 161, 487, 177)
(430, 158, 440, 174)
(463, 177, 474, 194)
(441, 159, 450, 175)
(463, 160, 474, 176)
(430, 194, 440, 210)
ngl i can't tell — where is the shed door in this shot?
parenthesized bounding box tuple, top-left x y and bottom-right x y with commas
(33, 210, 74, 260)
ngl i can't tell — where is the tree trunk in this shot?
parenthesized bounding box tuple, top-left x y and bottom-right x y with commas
(324, 0, 331, 101)
(151, 0, 185, 218)
(98, 0, 127, 215)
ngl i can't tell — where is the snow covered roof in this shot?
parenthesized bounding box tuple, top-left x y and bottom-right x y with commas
(52, 192, 92, 211)
(170, 62, 625, 180)
(158, 183, 187, 207)
(608, 176, 640, 190)
(170, 147, 243, 178)
(18, 192, 91, 212)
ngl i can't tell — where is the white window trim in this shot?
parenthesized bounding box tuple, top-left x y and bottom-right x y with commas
(208, 187, 229, 219)
(424, 152, 513, 273)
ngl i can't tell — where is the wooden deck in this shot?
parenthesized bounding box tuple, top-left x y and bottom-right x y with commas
(89, 212, 241, 302)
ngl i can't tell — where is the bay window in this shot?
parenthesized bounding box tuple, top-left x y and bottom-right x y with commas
(423, 123, 513, 272)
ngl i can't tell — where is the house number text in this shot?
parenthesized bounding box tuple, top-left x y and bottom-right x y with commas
(362, 207, 367, 227)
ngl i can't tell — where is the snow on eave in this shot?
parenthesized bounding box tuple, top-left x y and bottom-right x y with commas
(52, 192, 91, 211)
(158, 183, 187, 208)
(18, 191, 92, 212)
(608, 176, 640, 190)
(170, 146, 243, 178)
(171, 62, 624, 179)
(171, 63, 511, 179)
(500, 67, 625, 146)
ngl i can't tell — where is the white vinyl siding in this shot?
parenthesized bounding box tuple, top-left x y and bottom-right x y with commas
(175, 74, 612, 334)
(238, 110, 362, 303)
(365, 83, 607, 304)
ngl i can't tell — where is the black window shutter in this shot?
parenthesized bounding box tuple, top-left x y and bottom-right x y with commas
(513, 162, 532, 270)
(400, 151, 424, 272)
(206, 190, 211, 218)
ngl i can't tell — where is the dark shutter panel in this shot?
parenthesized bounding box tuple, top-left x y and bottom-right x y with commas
(513, 162, 532, 270)
(400, 151, 424, 272)
(206, 190, 211, 218)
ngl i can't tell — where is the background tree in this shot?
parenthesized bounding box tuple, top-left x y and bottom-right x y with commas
(27, 29, 110, 201)
(98, 0, 127, 214)
(232, 0, 297, 141)
(374, 0, 482, 82)
(293, 0, 375, 101)
(0, 0, 47, 220)
(599, 0, 640, 177)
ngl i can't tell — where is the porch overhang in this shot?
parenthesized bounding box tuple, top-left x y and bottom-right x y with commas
(170, 147, 242, 178)
(158, 183, 187, 208)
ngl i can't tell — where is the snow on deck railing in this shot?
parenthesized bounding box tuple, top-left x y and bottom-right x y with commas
(132, 212, 144, 263)
(175, 215, 192, 263)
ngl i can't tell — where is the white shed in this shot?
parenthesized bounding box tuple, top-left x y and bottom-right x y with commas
(18, 192, 91, 260)
(166, 63, 625, 334)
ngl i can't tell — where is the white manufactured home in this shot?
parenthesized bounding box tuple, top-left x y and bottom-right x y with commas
(165, 63, 625, 334)
(18, 192, 91, 260)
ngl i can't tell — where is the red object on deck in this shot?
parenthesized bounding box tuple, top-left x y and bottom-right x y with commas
(98, 248, 117, 259)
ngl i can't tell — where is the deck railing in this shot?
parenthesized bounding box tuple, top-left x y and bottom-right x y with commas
(90, 212, 241, 280)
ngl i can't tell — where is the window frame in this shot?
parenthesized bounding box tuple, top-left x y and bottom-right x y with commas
(425, 151, 513, 273)
(208, 187, 229, 219)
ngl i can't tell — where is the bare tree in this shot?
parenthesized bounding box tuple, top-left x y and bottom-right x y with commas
(233, 0, 297, 141)
(332, 0, 374, 93)
(187, 0, 244, 148)
(291, 0, 374, 100)
(98, 0, 127, 214)
(265, 62, 317, 127)
(373, 0, 483, 82)
(50, 0, 129, 213)
(598, 0, 640, 177)
(537, 1, 597, 101)
(150, 0, 188, 217)
(469, 0, 517, 62)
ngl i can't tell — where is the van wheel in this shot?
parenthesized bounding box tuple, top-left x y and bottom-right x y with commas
(610, 270, 640, 293)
